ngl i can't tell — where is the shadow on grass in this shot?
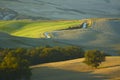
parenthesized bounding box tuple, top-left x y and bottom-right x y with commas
(32, 67, 109, 80)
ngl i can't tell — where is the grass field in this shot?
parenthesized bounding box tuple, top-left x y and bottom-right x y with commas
(0, 19, 92, 48)
(0, 20, 83, 38)
(31, 56, 120, 80)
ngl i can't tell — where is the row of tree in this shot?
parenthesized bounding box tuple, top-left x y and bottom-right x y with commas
(0, 46, 84, 80)
(0, 46, 84, 65)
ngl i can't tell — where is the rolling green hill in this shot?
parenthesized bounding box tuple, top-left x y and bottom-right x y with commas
(0, 20, 82, 38)
(0, 19, 87, 48)
(0, 18, 120, 55)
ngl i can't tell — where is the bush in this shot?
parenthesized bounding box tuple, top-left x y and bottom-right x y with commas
(84, 50, 105, 68)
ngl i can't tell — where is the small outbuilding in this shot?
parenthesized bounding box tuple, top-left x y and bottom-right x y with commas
(44, 32, 51, 38)
(82, 22, 87, 29)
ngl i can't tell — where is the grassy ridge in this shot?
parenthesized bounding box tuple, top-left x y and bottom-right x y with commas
(0, 20, 82, 38)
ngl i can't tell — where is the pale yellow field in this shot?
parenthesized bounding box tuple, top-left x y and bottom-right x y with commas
(31, 56, 120, 80)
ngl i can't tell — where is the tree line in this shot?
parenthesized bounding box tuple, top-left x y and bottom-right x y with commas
(0, 46, 84, 80)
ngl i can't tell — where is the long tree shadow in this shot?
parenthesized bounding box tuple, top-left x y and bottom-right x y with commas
(32, 67, 109, 80)
(99, 64, 120, 69)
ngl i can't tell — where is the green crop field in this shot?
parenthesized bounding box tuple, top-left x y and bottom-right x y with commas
(0, 20, 83, 38)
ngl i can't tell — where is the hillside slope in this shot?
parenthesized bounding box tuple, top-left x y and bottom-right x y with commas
(31, 56, 120, 80)
(51, 18, 120, 55)
(0, 32, 68, 48)
(0, 0, 120, 20)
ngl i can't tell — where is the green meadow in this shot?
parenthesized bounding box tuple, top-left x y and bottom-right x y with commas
(0, 20, 82, 38)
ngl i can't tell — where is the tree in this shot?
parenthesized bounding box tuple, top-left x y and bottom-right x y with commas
(0, 51, 31, 80)
(84, 50, 105, 68)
